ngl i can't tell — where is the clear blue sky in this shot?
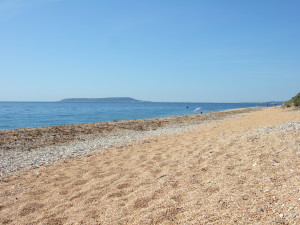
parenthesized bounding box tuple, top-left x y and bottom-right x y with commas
(0, 0, 299, 102)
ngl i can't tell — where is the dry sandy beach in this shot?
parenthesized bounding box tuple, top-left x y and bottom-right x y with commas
(0, 107, 299, 224)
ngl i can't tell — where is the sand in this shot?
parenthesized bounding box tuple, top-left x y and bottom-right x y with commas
(0, 107, 259, 177)
(0, 107, 299, 224)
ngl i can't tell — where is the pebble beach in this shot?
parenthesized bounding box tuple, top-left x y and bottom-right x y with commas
(0, 107, 258, 177)
(0, 107, 299, 224)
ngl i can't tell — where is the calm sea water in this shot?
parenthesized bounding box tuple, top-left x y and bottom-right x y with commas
(0, 102, 270, 130)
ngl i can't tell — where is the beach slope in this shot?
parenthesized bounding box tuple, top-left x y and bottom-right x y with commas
(0, 107, 299, 224)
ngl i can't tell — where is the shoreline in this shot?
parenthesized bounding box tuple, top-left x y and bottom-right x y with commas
(0, 102, 267, 132)
(0, 107, 261, 151)
(0, 107, 260, 177)
(0, 107, 299, 224)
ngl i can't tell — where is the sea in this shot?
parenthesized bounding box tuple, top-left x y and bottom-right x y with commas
(0, 102, 275, 131)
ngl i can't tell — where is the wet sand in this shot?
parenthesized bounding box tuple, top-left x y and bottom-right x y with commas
(0, 107, 299, 224)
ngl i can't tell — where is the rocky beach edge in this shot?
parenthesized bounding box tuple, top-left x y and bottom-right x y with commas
(1, 107, 259, 177)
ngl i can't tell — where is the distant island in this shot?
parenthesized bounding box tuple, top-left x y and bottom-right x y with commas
(59, 97, 147, 103)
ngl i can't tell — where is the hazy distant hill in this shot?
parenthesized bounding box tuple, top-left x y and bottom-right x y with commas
(59, 97, 146, 103)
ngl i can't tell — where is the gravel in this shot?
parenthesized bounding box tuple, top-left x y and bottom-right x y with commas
(0, 107, 260, 178)
(255, 122, 300, 133)
(0, 124, 202, 177)
(242, 121, 300, 141)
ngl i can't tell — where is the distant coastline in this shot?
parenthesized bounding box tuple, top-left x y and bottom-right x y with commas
(59, 97, 148, 103)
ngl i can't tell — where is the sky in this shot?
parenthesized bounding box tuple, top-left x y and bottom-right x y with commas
(0, 0, 299, 102)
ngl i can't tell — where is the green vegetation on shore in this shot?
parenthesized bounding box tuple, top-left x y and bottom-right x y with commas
(284, 93, 300, 107)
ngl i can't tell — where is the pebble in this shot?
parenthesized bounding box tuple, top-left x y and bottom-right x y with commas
(291, 214, 297, 218)
(0, 123, 202, 177)
(257, 207, 264, 212)
(243, 121, 300, 139)
(279, 213, 286, 219)
(289, 205, 296, 210)
(256, 122, 300, 133)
